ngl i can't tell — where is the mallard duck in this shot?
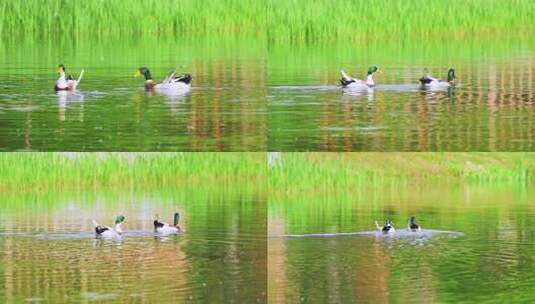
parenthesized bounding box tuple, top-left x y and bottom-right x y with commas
(375, 219, 395, 233)
(154, 212, 182, 235)
(407, 216, 421, 231)
(135, 67, 191, 92)
(419, 68, 456, 88)
(92, 215, 125, 239)
(340, 66, 379, 89)
(55, 64, 84, 91)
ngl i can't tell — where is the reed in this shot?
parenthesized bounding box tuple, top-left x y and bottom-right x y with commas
(1, 0, 534, 43)
(269, 153, 535, 191)
(0, 0, 267, 41)
(267, 0, 535, 44)
(0, 152, 265, 191)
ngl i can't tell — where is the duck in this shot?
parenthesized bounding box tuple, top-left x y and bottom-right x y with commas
(340, 66, 379, 89)
(407, 216, 421, 231)
(55, 64, 84, 91)
(375, 219, 395, 233)
(135, 67, 191, 92)
(154, 212, 182, 235)
(92, 215, 125, 239)
(419, 68, 456, 89)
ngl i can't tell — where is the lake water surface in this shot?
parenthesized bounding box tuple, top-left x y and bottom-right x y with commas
(269, 183, 535, 302)
(0, 189, 267, 303)
(0, 38, 267, 151)
(268, 41, 535, 151)
(3, 40, 535, 151)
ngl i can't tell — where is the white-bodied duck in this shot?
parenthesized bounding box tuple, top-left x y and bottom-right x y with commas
(407, 216, 421, 231)
(154, 212, 182, 235)
(135, 67, 191, 92)
(375, 219, 395, 233)
(340, 66, 379, 89)
(55, 64, 84, 91)
(92, 215, 125, 239)
(419, 68, 456, 89)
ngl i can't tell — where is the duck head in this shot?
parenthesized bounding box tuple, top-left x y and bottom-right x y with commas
(174, 212, 180, 227)
(57, 64, 66, 75)
(365, 65, 379, 86)
(367, 65, 379, 75)
(135, 67, 152, 80)
(410, 216, 416, 225)
(447, 68, 456, 83)
(114, 215, 126, 234)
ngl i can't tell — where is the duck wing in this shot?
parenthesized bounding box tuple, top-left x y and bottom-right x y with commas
(419, 73, 439, 85)
(172, 73, 192, 85)
(162, 69, 177, 83)
(95, 225, 110, 234)
(55, 74, 68, 90)
(340, 70, 357, 86)
(154, 220, 170, 229)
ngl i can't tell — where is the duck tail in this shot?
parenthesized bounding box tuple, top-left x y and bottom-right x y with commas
(175, 74, 192, 85)
(340, 70, 353, 81)
(77, 69, 84, 83)
(154, 220, 164, 229)
(163, 69, 176, 83)
(420, 76, 434, 85)
(340, 70, 355, 86)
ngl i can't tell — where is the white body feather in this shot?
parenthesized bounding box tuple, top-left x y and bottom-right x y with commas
(56, 70, 84, 90)
(420, 72, 453, 90)
(375, 221, 396, 233)
(154, 82, 191, 92)
(341, 70, 375, 90)
(156, 225, 180, 235)
(92, 219, 123, 239)
(155, 221, 180, 235)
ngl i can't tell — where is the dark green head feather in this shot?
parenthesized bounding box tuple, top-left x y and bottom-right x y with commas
(115, 215, 126, 224)
(447, 68, 456, 82)
(174, 212, 180, 226)
(138, 67, 152, 80)
(367, 65, 379, 75)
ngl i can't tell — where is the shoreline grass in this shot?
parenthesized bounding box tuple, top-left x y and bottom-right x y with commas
(267, 0, 535, 44)
(0, 0, 267, 41)
(0, 153, 265, 192)
(1, 0, 534, 43)
(269, 153, 535, 192)
(269, 153, 535, 232)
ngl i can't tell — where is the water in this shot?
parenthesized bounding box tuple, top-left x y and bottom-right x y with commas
(269, 184, 535, 302)
(3, 40, 535, 152)
(0, 190, 267, 303)
(0, 38, 267, 151)
(268, 42, 535, 151)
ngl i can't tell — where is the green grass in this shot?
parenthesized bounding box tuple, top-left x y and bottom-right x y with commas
(1, 0, 534, 43)
(0, 0, 267, 41)
(0, 153, 265, 191)
(267, 0, 535, 44)
(270, 153, 535, 192)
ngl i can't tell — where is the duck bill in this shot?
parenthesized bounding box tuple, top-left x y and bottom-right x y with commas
(134, 70, 141, 78)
